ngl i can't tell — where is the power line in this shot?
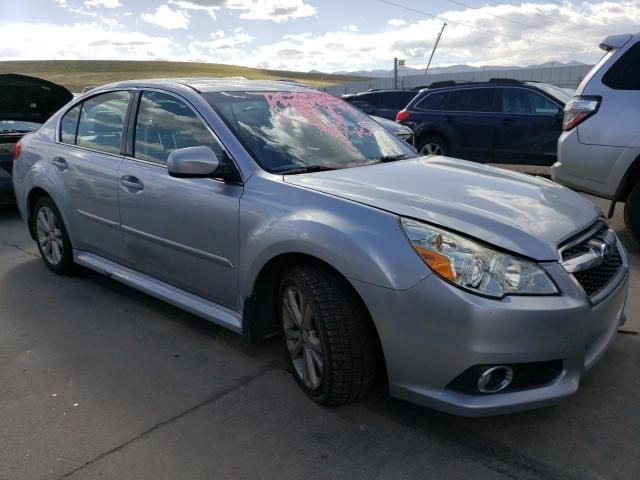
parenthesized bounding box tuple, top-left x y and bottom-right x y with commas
(377, 0, 574, 50)
(489, 0, 623, 30)
(443, 0, 586, 42)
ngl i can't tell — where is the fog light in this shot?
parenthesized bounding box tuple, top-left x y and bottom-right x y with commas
(477, 366, 513, 393)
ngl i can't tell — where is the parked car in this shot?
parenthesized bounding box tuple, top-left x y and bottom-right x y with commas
(342, 89, 417, 120)
(552, 34, 640, 243)
(370, 115, 414, 145)
(396, 79, 571, 165)
(13, 79, 629, 416)
(0, 74, 73, 206)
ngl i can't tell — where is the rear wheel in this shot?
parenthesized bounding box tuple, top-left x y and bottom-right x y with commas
(418, 136, 448, 156)
(279, 265, 378, 406)
(624, 182, 640, 244)
(33, 196, 74, 274)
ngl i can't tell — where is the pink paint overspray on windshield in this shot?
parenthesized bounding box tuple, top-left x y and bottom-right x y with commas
(264, 92, 373, 147)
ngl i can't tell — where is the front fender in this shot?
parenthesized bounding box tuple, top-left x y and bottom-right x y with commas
(238, 174, 431, 300)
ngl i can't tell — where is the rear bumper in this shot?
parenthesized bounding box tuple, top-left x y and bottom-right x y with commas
(350, 256, 629, 417)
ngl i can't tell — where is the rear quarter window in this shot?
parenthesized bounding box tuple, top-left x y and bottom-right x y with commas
(602, 42, 640, 90)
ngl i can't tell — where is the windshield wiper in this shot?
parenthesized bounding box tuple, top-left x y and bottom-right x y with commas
(378, 154, 416, 163)
(281, 165, 337, 175)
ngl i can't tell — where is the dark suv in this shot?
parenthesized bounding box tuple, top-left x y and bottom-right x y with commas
(397, 80, 572, 165)
(342, 89, 417, 121)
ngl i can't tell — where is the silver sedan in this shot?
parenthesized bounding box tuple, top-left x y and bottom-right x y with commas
(12, 78, 629, 416)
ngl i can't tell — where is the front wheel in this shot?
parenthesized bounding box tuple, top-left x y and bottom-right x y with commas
(624, 182, 640, 244)
(279, 265, 378, 406)
(33, 196, 75, 274)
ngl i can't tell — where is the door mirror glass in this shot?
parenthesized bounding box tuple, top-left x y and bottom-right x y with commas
(167, 146, 220, 177)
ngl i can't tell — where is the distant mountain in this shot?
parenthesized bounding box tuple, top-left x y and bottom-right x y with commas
(329, 60, 588, 78)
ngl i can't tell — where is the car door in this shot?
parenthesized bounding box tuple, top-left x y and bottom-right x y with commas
(494, 87, 563, 165)
(54, 90, 132, 262)
(118, 90, 242, 308)
(441, 87, 500, 162)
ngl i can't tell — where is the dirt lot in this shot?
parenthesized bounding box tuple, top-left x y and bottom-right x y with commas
(0, 198, 638, 480)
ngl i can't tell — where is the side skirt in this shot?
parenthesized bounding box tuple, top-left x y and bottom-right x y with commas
(73, 250, 243, 334)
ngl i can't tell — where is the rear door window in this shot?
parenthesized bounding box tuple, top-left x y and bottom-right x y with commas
(416, 92, 448, 111)
(602, 42, 640, 90)
(76, 91, 131, 155)
(133, 91, 224, 165)
(443, 88, 497, 112)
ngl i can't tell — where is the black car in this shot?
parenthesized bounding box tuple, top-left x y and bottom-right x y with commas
(342, 89, 417, 121)
(396, 79, 572, 165)
(0, 74, 73, 205)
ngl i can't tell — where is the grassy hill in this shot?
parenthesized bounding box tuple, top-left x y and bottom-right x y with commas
(0, 60, 367, 93)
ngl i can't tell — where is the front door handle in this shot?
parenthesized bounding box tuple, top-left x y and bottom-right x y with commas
(502, 118, 513, 126)
(52, 157, 68, 171)
(121, 175, 144, 191)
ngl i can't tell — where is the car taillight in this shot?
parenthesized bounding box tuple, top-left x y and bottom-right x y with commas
(396, 110, 410, 123)
(563, 96, 601, 131)
(13, 141, 22, 161)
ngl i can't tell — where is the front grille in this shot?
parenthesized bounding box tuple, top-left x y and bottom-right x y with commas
(573, 248, 622, 297)
(560, 222, 624, 299)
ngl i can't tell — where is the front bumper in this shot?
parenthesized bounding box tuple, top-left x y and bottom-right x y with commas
(350, 254, 629, 417)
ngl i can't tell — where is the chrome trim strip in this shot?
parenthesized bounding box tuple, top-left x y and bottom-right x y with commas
(557, 218, 607, 262)
(74, 250, 242, 333)
(77, 209, 120, 228)
(121, 224, 234, 269)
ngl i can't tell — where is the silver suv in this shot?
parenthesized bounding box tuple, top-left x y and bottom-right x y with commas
(12, 79, 629, 416)
(553, 33, 640, 243)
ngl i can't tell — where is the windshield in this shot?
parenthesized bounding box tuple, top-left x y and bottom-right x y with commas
(203, 91, 416, 173)
(0, 120, 41, 132)
(529, 83, 573, 104)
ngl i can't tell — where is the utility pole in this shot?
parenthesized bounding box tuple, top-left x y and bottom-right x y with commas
(394, 57, 398, 89)
(424, 22, 447, 78)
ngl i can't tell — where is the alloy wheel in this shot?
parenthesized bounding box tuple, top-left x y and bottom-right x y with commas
(282, 285, 325, 390)
(420, 142, 444, 156)
(35, 206, 64, 265)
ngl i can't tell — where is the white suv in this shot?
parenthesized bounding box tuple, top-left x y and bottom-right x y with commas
(552, 33, 640, 243)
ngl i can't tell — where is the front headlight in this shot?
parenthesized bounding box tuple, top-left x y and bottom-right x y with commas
(401, 219, 558, 298)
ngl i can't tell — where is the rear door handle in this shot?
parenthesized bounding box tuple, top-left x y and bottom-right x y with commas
(52, 157, 68, 171)
(444, 116, 455, 122)
(502, 118, 513, 126)
(120, 175, 144, 191)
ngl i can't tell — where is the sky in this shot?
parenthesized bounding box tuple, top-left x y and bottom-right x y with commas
(0, 0, 638, 72)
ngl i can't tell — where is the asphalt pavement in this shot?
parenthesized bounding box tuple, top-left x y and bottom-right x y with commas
(0, 198, 638, 480)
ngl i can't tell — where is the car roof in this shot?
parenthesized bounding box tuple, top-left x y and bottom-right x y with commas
(92, 77, 315, 93)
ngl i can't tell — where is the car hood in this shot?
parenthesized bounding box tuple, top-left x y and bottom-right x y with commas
(284, 156, 602, 261)
(0, 74, 73, 124)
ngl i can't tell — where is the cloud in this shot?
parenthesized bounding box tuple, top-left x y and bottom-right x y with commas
(344, 24, 359, 32)
(247, 0, 640, 71)
(388, 18, 406, 27)
(171, 0, 316, 22)
(142, 5, 190, 29)
(84, 0, 121, 7)
(0, 22, 175, 61)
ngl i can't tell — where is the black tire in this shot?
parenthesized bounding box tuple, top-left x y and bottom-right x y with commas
(278, 265, 378, 406)
(32, 196, 75, 275)
(418, 136, 448, 156)
(624, 182, 640, 244)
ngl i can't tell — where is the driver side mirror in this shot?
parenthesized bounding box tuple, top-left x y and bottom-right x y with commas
(167, 146, 237, 181)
